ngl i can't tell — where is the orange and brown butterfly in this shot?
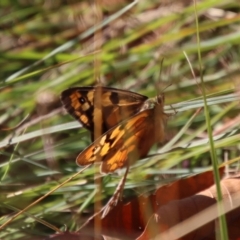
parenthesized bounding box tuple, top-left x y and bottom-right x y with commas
(61, 86, 169, 174)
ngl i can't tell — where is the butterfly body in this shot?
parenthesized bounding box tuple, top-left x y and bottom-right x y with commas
(61, 87, 168, 174)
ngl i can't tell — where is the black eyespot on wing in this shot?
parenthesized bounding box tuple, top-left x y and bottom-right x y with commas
(79, 97, 86, 103)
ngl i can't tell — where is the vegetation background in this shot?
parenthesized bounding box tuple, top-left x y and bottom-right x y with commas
(1, 0, 240, 239)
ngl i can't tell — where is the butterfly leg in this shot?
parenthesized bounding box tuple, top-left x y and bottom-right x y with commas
(101, 164, 129, 218)
(169, 104, 178, 116)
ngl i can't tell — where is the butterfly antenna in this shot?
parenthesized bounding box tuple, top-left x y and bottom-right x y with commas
(155, 57, 174, 96)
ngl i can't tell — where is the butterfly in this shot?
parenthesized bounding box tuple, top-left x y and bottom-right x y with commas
(61, 86, 169, 174)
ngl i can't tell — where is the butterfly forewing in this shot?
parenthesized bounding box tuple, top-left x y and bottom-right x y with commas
(61, 87, 148, 139)
(76, 94, 168, 174)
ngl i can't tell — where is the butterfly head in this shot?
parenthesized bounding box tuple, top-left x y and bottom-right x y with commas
(156, 93, 165, 105)
(140, 93, 165, 111)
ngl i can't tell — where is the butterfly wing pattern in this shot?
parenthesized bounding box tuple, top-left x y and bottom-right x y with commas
(61, 86, 168, 174)
(75, 95, 168, 173)
(61, 86, 148, 140)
